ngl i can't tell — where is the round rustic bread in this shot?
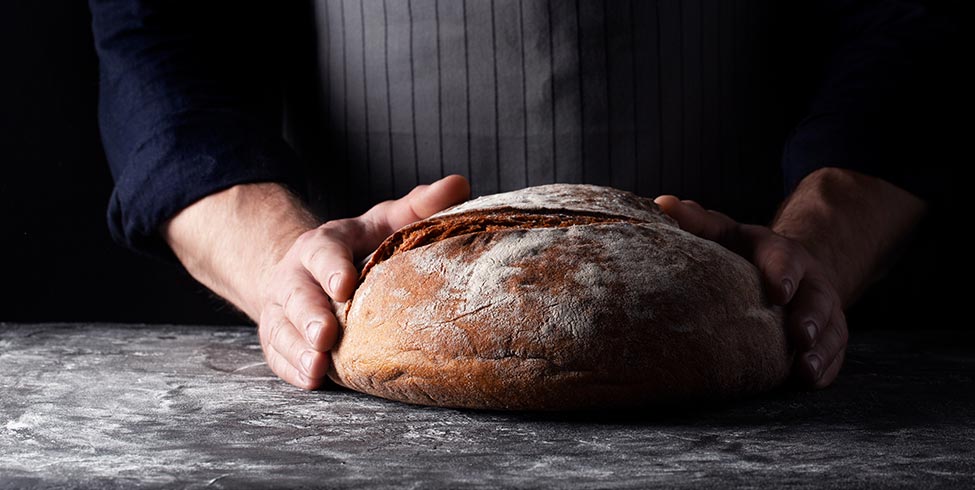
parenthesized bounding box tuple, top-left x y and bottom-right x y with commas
(327, 184, 791, 410)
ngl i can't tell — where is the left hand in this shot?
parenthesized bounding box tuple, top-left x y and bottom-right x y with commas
(654, 196, 848, 389)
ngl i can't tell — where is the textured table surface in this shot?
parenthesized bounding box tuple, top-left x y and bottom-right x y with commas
(1, 323, 974, 489)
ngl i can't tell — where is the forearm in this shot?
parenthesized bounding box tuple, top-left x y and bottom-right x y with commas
(772, 167, 927, 306)
(161, 183, 319, 321)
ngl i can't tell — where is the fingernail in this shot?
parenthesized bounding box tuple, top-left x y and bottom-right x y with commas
(328, 272, 342, 296)
(804, 321, 817, 345)
(306, 321, 323, 344)
(806, 353, 822, 377)
(301, 351, 315, 374)
(782, 278, 794, 300)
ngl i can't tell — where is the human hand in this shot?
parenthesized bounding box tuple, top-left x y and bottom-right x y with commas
(653, 196, 848, 389)
(258, 175, 471, 389)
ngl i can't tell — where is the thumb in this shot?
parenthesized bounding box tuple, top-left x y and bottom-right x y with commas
(408, 174, 472, 219)
(653, 195, 738, 244)
(375, 174, 471, 235)
(349, 175, 470, 258)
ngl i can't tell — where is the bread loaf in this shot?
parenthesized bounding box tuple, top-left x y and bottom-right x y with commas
(328, 184, 791, 410)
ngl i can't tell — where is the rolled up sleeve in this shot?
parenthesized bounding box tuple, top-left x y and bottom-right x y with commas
(90, 0, 308, 259)
(781, 0, 958, 201)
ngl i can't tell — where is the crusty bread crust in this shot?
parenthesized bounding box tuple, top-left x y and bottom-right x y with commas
(328, 184, 791, 410)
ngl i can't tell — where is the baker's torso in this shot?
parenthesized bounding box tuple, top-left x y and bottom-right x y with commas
(284, 0, 808, 223)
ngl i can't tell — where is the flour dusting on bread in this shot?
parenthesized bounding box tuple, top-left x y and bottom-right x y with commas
(329, 184, 790, 410)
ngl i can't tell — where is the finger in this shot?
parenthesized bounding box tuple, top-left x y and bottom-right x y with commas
(804, 308, 848, 389)
(750, 232, 807, 305)
(814, 347, 846, 390)
(280, 275, 340, 351)
(785, 274, 836, 351)
(297, 227, 360, 302)
(259, 304, 330, 380)
(653, 195, 682, 218)
(264, 341, 328, 390)
(652, 195, 738, 245)
(408, 174, 471, 219)
(260, 311, 320, 390)
(366, 174, 471, 237)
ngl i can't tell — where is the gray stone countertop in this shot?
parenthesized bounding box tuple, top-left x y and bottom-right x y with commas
(2, 323, 974, 488)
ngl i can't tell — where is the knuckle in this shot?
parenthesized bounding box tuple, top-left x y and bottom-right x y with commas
(319, 220, 348, 236)
(771, 237, 797, 263)
(358, 211, 387, 237)
(773, 234, 798, 254)
(767, 238, 800, 266)
(258, 310, 277, 348)
(812, 305, 832, 326)
(265, 347, 286, 376)
(305, 246, 332, 271)
(285, 331, 306, 355)
(300, 224, 344, 248)
(805, 279, 833, 305)
(265, 280, 290, 307)
(819, 318, 848, 353)
(758, 244, 796, 277)
(282, 286, 301, 312)
(781, 236, 812, 262)
(294, 228, 319, 248)
(281, 285, 316, 315)
(757, 249, 782, 272)
(266, 325, 281, 349)
(759, 236, 801, 267)
(267, 319, 287, 348)
(364, 201, 394, 222)
(820, 288, 839, 314)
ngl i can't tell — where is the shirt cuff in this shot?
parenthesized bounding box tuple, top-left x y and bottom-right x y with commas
(781, 111, 943, 202)
(106, 113, 308, 261)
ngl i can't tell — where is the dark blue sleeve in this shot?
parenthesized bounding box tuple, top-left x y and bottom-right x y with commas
(89, 0, 309, 259)
(781, 0, 958, 201)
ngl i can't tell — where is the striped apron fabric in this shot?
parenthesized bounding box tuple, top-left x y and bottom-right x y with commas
(284, 0, 794, 225)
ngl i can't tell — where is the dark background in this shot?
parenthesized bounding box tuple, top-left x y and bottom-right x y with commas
(0, 0, 967, 326)
(0, 0, 241, 324)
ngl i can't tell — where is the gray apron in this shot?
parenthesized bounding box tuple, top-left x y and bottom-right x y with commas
(284, 0, 794, 224)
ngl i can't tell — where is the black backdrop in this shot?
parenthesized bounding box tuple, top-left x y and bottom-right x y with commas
(0, 1, 241, 324)
(0, 0, 967, 326)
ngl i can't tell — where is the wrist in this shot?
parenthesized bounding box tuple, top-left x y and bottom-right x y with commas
(773, 214, 848, 302)
(771, 167, 926, 306)
(162, 182, 318, 321)
(773, 170, 869, 304)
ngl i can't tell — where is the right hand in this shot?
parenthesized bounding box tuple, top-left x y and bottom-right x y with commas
(654, 196, 848, 389)
(257, 175, 471, 389)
